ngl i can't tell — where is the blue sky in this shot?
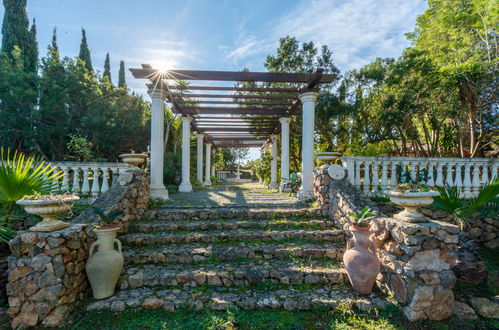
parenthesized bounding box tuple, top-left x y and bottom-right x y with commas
(1, 0, 427, 160)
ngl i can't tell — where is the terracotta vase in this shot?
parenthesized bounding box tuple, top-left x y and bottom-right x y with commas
(86, 227, 124, 299)
(343, 228, 380, 295)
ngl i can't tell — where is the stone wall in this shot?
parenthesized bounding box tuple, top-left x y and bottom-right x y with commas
(314, 166, 459, 321)
(6, 169, 149, 329)
(7, 225, 88, 328)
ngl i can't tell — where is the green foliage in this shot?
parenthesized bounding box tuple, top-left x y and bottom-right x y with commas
(433, 179, 499, 227)
(0, 148, 63, 218)
(163, 152, 181, 186)
(91, 206, 124, 226)
(347, 206, 376, 224)
(192, 180, 205, 190)
(66, 134, 93, 161)
(78, 28, 93, 72)
(210, 176, 220, 185)
(103, 53, 111, 82)
(118, 60, 126, 88)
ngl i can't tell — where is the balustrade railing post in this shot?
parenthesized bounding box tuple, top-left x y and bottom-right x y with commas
(390, 162, 398, 189)
(463, 163, 472, 197)
(346, 160, 355, 185)
(354, 160, 362, 189)
(445, 163, 454, 186)
(91, 167, 101, 196)
(81, 168, 91, 195)
(101, 168, 110, 193)
(363, 161, 371, 195)
(482, 165, 489, 186)
(380, 161, 388, 192)
(372, 161, 379, 193)
(61, 166, 70, 192)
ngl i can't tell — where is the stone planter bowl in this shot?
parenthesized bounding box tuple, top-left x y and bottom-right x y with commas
(119, 153, 147, 168)
(316, 152, 341, 165)
(16, 196, 80, 232)
(388, 190, 440, 222)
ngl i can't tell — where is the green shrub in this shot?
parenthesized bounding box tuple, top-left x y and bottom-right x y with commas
(0, 148, 63, 242)
(166, 184, 177, 194)
(163, 152, 181, 186)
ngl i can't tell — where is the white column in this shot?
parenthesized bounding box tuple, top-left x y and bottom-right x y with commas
(204, 143, 212, 186)
(269, 135, 279, 189)
(179, 116, 193, 192)
(297, 92, 319, 200)
(196, 133, 204, 184)
(148, 90, 169, 199)
(279, 117, 291, 191)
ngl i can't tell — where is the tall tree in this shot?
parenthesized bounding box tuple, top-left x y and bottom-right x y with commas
(103, 52, 111, 82)
(78, 28, 93, 72)
(26, 18, 38, 72)
(118, 60, 126, 88)
(1, 0, 31, 69)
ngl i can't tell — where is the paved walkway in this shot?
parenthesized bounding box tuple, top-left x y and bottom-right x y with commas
(167, 182, 302, 208)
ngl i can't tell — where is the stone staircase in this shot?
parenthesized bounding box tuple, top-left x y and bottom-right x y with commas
(86, 206, 364, 311)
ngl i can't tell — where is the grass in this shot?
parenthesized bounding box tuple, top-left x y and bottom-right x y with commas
(67, 303, 499, 330)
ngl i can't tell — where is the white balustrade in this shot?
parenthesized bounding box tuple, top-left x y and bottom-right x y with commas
(216, 170, 229, 180)
(47, 161, 129, 197)
(341, 156, 499, 197)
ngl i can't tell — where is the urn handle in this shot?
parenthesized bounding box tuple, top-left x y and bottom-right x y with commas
(114, 239, 122, 253)
(346, 238, 354, 250)
(89, 241, 99, 257)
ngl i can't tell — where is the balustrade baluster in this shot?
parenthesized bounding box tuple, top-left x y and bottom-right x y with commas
(372, 161, 379, 193)
(380, 162, 388, 192)
(61, 166, 70, 192)
(445, 163, 454, 186)
(355, 160, 362, 188)
(346, 160, 355, 185)
(454, 162, 463, 195)
(363, 161, 371, 195)
(463, 163, 472, 197)
(81, 168, 91, 195)
(482, 165, 489, 186)
(101, 168, 110, 192)
(390, 162, 398, 189)
(91, 167, 101, 196)
(471, 164, 481, 195)
(427, 162, 435, 186)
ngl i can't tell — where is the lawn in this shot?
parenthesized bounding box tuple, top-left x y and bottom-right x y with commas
(68, 303, 499, 330)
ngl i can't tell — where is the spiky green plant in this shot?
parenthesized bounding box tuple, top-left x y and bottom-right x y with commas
(0, 148, 63, 219)
(348, 206, 376, 224)
(92, 206, 124, 227)
(433, 178, 499, 228)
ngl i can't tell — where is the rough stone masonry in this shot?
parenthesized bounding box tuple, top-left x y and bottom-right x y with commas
(313, 165, 459, 321)
(6, 169, 149, 329)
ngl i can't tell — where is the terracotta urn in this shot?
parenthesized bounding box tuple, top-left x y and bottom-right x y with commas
(388, 191, 440, 222)
(119, 153, 147, 168)
(343, 228, 380, 295)
(16, 196, 80, 232)
(86, 226, 124, 299)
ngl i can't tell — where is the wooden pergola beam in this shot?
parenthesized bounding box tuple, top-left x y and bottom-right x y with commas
(200, 127, 275, 132)
(132, 68, 336, 83)
(182, 93, 297, 100)
(166, 85, 299, 93)
(176, 107, 297, 115)
(179, 100, 293, 106)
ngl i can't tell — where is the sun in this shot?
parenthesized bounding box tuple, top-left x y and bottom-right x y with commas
(151, 60, 174, 74)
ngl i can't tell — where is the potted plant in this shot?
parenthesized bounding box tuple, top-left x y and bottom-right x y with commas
(348, 206, 376, 231)
(344, 206, 380, 295)
(86, 207, 125, 299)
(16, 193, 79, 232)
(119, 150, 147, 168)
(388, 182, 439, 222)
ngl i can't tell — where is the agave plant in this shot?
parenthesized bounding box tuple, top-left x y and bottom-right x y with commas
(0, 148, 63, 242)
(348, 206, 376, 224)
(433, 178, 499, 228)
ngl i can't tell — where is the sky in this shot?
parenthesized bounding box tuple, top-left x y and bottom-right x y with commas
(1, 0, 428, 161)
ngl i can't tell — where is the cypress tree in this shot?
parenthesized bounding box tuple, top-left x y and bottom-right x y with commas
(103, 53, 111, 81)
(51, 26, 58, 53)
(78, 28, 93, 72)
(118, 60, 126, 88)
(1, 0, 31, 65)
(26, 18, 38, 72)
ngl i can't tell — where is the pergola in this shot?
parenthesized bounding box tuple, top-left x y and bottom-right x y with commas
(130, 65, 335, 199)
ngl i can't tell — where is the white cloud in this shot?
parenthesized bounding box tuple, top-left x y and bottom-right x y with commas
(225, 0, 427, 72)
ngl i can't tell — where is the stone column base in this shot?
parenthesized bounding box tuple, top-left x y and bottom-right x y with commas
(279, 183, 291, 192)
(297, 188, 314, 201)
(178, 182, 193, 192)
(204, 179, 211, 186)
(268, 182, 279, 189)
(150, 186, 169, 200)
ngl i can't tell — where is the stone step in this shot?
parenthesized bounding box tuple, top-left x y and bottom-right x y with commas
(123, 242, 345, 265)
(143, 207, 320, 221)
(121, 228, 345, 246)
(118, 259, 346, 290)
(129, 218, 335, 233)
(86, 286, 368, 312)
